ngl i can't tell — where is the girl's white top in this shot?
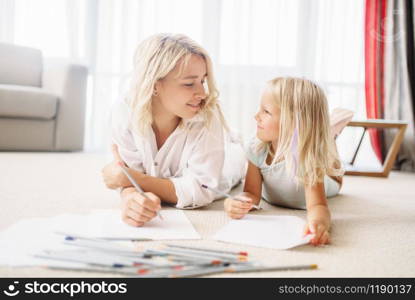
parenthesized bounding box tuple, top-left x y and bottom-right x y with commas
(111, 99, 228, 209)
(245, 137, 340, 210)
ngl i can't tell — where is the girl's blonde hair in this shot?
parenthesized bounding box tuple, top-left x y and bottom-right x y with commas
(260, 77, 344, 186)
(125, 33, 227, 134)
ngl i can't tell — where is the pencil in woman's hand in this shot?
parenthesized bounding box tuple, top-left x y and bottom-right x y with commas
(118, 162, 163, 220)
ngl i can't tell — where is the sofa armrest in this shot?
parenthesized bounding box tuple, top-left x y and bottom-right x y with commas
(42, 58, 88, 151)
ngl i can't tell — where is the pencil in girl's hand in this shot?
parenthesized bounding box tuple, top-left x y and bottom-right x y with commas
(118, 162, 163, 220)
(201, 184, 261, 210)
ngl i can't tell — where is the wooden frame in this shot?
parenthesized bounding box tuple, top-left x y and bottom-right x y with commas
(344, 120, 407, 177)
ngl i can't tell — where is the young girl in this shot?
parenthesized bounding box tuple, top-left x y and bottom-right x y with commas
(101, 33, 244, 227)
(224, 77, 344, 246)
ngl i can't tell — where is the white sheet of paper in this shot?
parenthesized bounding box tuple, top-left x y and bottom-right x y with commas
(212, 215, 313, 250)
(83, 209, 201, 240)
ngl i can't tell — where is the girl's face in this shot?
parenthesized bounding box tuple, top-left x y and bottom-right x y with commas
(154, 54, 207, 120)
(255, 88, 280, 143)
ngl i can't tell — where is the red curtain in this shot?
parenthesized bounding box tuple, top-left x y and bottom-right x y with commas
(364, 0, 387, 163)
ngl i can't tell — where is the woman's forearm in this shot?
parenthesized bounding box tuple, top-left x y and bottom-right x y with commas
(128, 170, 178, 204)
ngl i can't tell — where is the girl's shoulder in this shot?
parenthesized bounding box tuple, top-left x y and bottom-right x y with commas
(243, 137, 268, 167)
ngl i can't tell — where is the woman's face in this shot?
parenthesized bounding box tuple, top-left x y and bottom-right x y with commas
(154, 54, 207, 120)
(255, 88, 280, 143)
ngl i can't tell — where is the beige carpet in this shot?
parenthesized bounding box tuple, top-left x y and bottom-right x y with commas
(0, 152, 414, 277)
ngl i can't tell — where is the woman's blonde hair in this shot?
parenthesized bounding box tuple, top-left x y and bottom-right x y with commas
(125, 33, 227, 134)
(259, 77, 344, 186)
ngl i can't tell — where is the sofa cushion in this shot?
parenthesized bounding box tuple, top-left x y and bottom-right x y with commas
(0, 84, 58, 120)
(0, 43, 42, 87)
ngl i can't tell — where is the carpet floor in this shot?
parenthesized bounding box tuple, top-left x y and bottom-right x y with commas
(0, 152, 414, 277)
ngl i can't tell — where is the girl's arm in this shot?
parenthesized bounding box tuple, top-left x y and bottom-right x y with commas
(304, 182, 331, 245)
(224, 161, 262, 219)
(242, 161, 263, 206)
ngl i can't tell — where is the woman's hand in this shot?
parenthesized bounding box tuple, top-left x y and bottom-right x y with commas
(120, 187, 161, 226)
(303, 219, 330, 246)
(101, 144, 131, 189)
(224, 193, 254, 219)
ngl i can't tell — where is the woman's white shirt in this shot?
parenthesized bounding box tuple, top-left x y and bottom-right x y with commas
(111, 100, 225, 209)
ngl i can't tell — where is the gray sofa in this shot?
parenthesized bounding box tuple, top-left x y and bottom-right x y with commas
(0, 43, 88, 151)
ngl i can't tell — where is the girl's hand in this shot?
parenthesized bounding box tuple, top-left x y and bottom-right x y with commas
(303, 182, 331, 246)
(224, 194, 253, 219)
(101, 144, 130, 189)
(121, 188, 161, 226)
(303, 220, 330, 246)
